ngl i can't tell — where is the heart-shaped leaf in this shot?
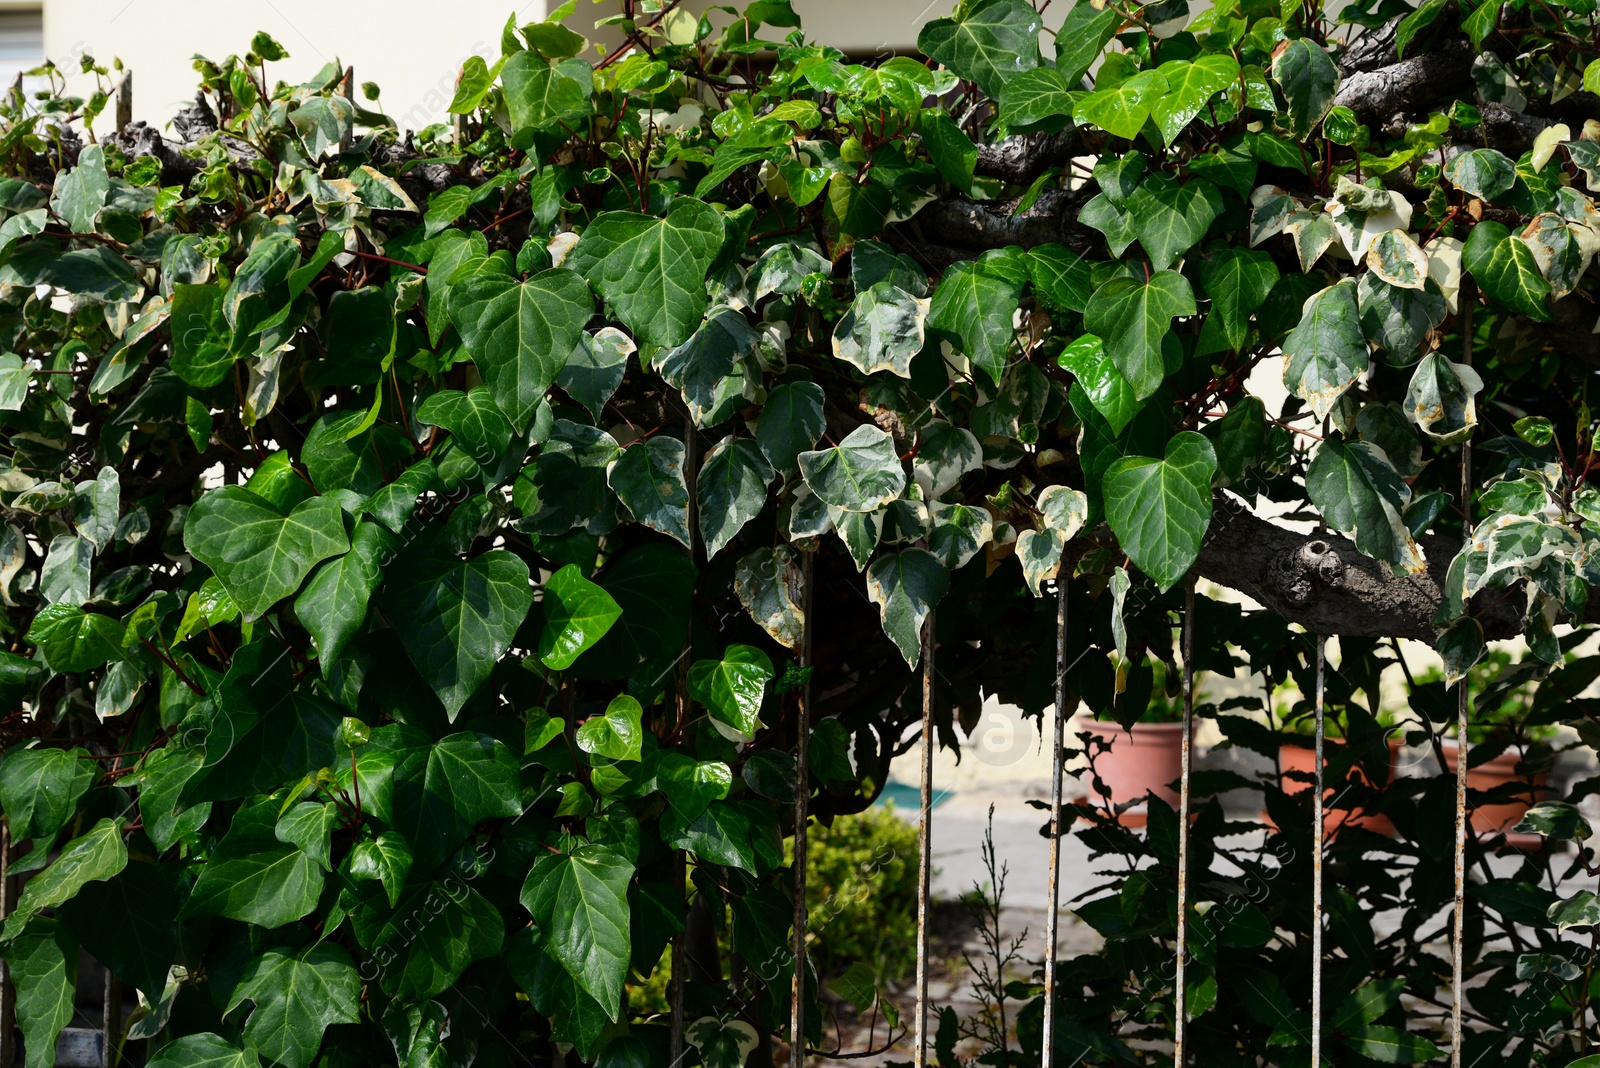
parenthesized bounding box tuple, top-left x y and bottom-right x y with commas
(698, 437, 775, 559)
(1083, 270, 1196, 400)
(568, 197, 724, 348)
(383, 549, 534, 717)
(689, 644, 775, 741)
(575, 695, 645, 762)
(449, 268, 594, 432)
(607, 436, 691, 549)
(798, 424, 906, 513)
(1103, 432, 1217, 591)
(184, 489, 350, 621)
(1281, 280, 1367, 419)
(916, 0, 1041, 97)
(866, 548, 950, 667)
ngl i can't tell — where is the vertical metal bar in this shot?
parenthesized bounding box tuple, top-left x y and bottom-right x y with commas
(790, 550, 815, 1068)
(339, 66, 355, 154)
(914, 610, 937, 1068)
(1040, 579, 1069, 1068)
(115, 72, 132, 132)
(1173, 576, 1196, 1068)
(671, 414, 698, 1068)
(104, 971, 122, 1067)
(1452, 278, 1475, 1068)
(1311, 636, 1327, 1068)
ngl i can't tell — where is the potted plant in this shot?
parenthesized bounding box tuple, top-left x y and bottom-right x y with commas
(1275, 701, 1404, 837)
(1075, 660, 1188, 826)
(1425, 650, 1555, 844)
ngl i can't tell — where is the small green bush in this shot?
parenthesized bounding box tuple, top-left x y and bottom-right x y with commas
(793, 806, 921, 983)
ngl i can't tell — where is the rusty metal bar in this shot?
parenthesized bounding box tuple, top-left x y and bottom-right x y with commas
(1173, 576, 1196, 1067)
(913, 609, 937, 1068)
(339, 66, 355, 154)
(1452, 278, 1475, 1068)
(115, 72, 131, 133)
(1311, 635, 1327, 1067)
(104, 971, 121, 1067)
(790, 550, 815, 1068)
(671, 414, 699, 1068)
(1040, 578, 1069, 1068)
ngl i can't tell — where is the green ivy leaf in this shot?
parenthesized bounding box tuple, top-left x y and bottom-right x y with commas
(698, 437, 776, 559)
(755, 381, 826, 473)
(449, 269, 594, 433)
(576, 694, 645, 762)
(501, 53, 593, 143)
(184, 488, 350, 621)
(225, 946, 361, 1068)
(916, 0, 1041, 97)
(1200, 248, 1279, 354)
(3, 818, 128, 941)
(1444, 148, 1516, 201)
(170, 283, 234, 388)
(539, 562, 623, 670)
(798, 425, 906, 513)
(1306, 436, 1424, 575)
(1461, 220, 1551, 322)
(1057, 333, 1142, 436)
(866, 548, 950, 667)
(1026, 243, 1094, 315)
(1083, 270, 1197, 400)
(416, 386, 516, 471)
(1076, 70, 1168, 140)
(353, 876, 504, 999)
(348, 831, 413, 909)
(26, 602, 125, 673)
(1150, 55, 1240, 144)
(1355, 273, 1446, 359)
(1126, 175, 1222, 271)
(293, 520, 394, 664)
(926, 247, 1029, 383)
(1103, 432, 1216, 592)
(0, 745, 94, 840)
(520, 844, 635, 1020)
(607, 436, 691, 548)
(1281, 280, 1367, 420)
(689, 644, 775, 741)
(383, 549, 534, 716)
(9, 919, 76, 1068)
(921, 108, 977, 189)
(147, 1035, 263, 1068)
(569, 197, 724, 348)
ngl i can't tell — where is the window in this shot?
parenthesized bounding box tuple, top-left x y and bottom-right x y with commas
(0, 7, 44, 90)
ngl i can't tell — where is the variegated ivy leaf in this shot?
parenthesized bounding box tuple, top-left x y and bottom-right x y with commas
(1569, 139, 1600, 192)
(1037, 485, 1089, 542)
(747, 242, 830, 303)
(830, 505, 883, 572)
(1109, 566, 1132, 659)
(1481, 477, 1548, 516)
(655, 306, 761, 427)
(798, 424, 906, 513)
(832, 281, 929, 378)
(607, 436, 692, 549)
(928, 502, 993, 570)
(1473, 512, 1580, 574)
(786, 483, 833, 542)
(1306, 437, 1424, 575)
(1328, 188, 1413, 264)
(866, 548, 950, 668)
(1271, 38, 1338, 137)
(1404, 353, 1484, 445)
(1249, 186, 1296, 246)
(1356, 273, 1446, 361)
(1367, 229, 1430, 290)
(557, 327, 634, 420)
(687, 1017, 760, 1068)
(698, 437, 775, 559)
(913, 421, 983, 500)
(1522, 213, 1598, 300)
(1443, 148, 1518, 201)
(1017, 529, 1064, 596)
(1283, 209, 1337, 271)
(883, 498, 929, 545)
(1437, 616, 1485, 686)
(734, 546, 806, 651)
(852, 239, 929, 297)
(1282, 281, 1367, 420)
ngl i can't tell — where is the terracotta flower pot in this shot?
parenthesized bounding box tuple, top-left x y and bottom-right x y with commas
(1438, 739, 1546, 845)
(1075, 719, 1186, 826)
(1276, 737, 1401, 837)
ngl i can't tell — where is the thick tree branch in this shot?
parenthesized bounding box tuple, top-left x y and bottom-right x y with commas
(1333, 36, 1474, 119)
(1074, 495, 1547, 646)
(973, 130, 1079, 184)
(899, 184, 1097, 266)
